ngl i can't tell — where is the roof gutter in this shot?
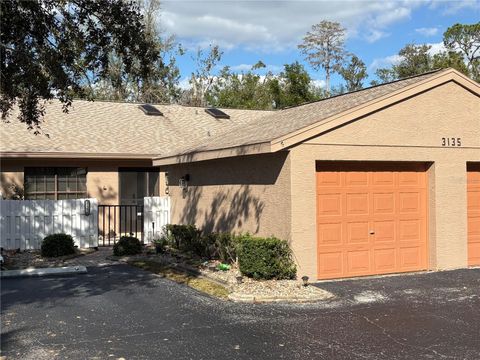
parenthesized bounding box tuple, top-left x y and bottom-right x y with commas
(0, 152, 157, 160)
(152, 142, 272, 166)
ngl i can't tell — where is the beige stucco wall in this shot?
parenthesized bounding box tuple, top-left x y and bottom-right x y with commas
(290, 81, 480, 279)
(0, 158, 156, 204)
(163, 152, 292, 240)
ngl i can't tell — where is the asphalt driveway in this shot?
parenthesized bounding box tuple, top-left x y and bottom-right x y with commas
(1, 264, 479, 359)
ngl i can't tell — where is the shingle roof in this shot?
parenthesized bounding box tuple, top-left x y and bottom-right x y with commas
(2, 68, 461, 160)
(0, 101, 269, 156)
(160, 69, 448, 158)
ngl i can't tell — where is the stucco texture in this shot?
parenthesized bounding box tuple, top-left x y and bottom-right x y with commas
(0, 159, 154, 204)
(164, 152, 291, 240)
(290, 81, 479, 278)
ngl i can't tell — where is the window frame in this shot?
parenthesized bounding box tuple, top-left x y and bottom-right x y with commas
(118, 168, 160, 205)
(24, 167, 88, 200)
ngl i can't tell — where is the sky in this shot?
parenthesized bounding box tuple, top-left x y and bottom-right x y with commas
(159, 0, 480, 88)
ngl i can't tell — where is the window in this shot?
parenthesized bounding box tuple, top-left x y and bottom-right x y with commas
(119, 169, 160, 205)
(24, 168, 87, 200)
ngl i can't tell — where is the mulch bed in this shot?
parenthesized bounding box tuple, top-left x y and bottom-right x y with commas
(113, 247, 332, 303)
(1, 248, 95, 270)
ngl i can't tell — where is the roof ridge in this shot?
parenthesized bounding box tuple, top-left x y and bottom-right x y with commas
(61, 98, 273, 112)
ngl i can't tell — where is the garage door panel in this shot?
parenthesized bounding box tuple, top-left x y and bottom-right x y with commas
(373, 248, 396, 272)
(398, 172, 424, 187)
(372, 172, 395, 186)
(399, 246, 423, 269)
(317, 193, 342, 216)
(346, 250, 370, 273)
(398, 219, 422, 242)
(468, 166, 480, 266)
(317, 223, 343, 245)
(317, 164, 427, 280)
(373, 220, 395, 243)
(345, 172, 368, 186)
(346, 222, 370, 244)
(467, 190, 480, 212)
(318, 252, 343, 277)
(317, 172, 342, 187)
(373, 193, 395, 214)
(346, 193, 369, 215)
(468, 217, 480, 239)
(398, 192, 422, 214)
(468, 242, 480, 265)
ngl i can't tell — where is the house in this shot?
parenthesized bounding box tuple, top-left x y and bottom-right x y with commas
(1, 68, 479, 280)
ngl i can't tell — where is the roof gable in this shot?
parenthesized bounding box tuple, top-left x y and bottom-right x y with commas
(154, 68, 480, 165)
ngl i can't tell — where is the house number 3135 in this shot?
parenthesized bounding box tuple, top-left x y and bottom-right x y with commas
(441, 137, 462, 147)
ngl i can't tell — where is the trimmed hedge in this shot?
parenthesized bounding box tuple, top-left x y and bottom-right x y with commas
(113, 236, 142, 256)
(41, 233, 76, 257)
(237, 235, 296, 280)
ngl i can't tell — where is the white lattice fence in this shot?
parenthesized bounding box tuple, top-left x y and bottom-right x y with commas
(143, 196, 171, 243)
(0, 198, 98, 250)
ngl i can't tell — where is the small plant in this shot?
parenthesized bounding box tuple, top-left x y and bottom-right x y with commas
(153, 236, 168, 254)
(237, 235, 297, 280)
(41, 233, 76, 257)
(204, 233, 241, 264)
(165, 224, 203, 255)
(113, 236, 142, 256)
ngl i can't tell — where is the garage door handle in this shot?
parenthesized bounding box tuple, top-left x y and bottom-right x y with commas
(369, 230, 375, 235)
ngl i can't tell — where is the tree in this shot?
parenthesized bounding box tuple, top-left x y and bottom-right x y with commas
(443, 23, 480, 80)
(432, 50, 469, 76)
(90, 0, 182, 103)
(1, 0, 159, 131)
(185, 45, 223, 107)
(394, 44, 433, 78)
(298, 21, 347, 96)
(206, 62, 274, 110)
(206, 61, 320, 110)
(372, 40, 473, 85)
(339, 55, 367, 92)
(370, 68, 397, 86)
(275, 61, 317, 108)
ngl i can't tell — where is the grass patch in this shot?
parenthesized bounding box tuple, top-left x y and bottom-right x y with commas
(128, 260, 230, 299)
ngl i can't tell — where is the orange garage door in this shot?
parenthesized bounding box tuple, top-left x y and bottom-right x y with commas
(467, 163, 480, 266)
(316, 162, 428, 280)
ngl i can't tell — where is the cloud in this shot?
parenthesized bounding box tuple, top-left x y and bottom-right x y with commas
(161, 0, 425, 51)
(427, 42, 446, 55)
(369, 6, 412, 28)
(369, 54, 403, 71)
(365, 30, 390, 43)
(438, 0, 480, 15)
(311, 79, 326, 89)
(230, 63, 282, 72)
(415, 27, 439, 37)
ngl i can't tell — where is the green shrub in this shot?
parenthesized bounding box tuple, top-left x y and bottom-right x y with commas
(203, 232, 238, 263)
(237, 235, 296, 280)
(153, 236, 168, 253)
(165, 224, 203, 255)
(41, 233, 76, 257)
(113, 236, 142, 256)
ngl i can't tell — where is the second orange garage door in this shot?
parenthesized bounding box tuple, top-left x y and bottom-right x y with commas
(316, 162, 428, 280)
(467, 164, 480, 266)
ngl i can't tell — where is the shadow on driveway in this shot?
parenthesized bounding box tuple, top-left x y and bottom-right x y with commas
(2, 265, 480, 359)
